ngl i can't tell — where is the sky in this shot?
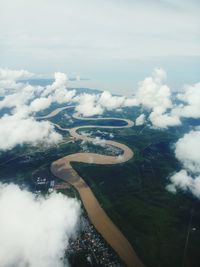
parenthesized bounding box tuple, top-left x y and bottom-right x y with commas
(0, 0, 200, 93)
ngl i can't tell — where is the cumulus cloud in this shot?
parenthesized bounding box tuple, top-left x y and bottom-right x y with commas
(42, 72, 68, 96)
(167, 130, 200, 199)
(29, 97, 52, 113)
(175, 130, 200, 173)
(74, 93, 104, 117)
(167, 170, 200, 198)
(0, 113, 62, 151)
(175, 82, 200, 119)
(99, 91, 125, 110)
(0, 67, 199, 150)
(0, 183, 80, 267)
(41, 72, 75, 105)
(136, 68, 171, 111)
(134, 68, 182, 128)
(52, 72, 68, 89)
(149, 109, 181, 129)
(0, 68, 33, 96)
(123, 97, 139, 107)
(0, 69, 80, 150)
(53, 89, 75, 104)
(0, 71, 75, 113)
(0, 85, 37, 110)
(74, 90, 138, 117)
(135, 114, 146, 126)
(0, 68, 33, 81)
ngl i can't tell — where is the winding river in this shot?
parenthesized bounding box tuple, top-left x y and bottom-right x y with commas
(39, 107, 144, 267)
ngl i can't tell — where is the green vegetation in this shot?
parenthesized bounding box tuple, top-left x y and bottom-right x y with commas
(0, 140, 81, 185)
(72, 126, 200, 267)
(1, 105, 200, 267)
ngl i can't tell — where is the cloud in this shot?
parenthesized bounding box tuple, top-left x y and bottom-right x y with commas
(0, 183, 80, 267)
(53, 89, 75, 105)
(149, 109, 181, 128)
(136, 68, 171, 111)
(123, 97, 139, 107)
(74, 90, 138, 117)
(175, 130, 200, 173)
(134, 68, 182, 128)
(99, 91, 125, 110)
(72, 68, 198, 128)
(132, 69, 200, 129)
(167, 130, 200, 199)
(0, 114, 62, 151)
(175, 82, 200, 119)
(74, 93, 104, 117)
(42, 72, 68, 97)
(52, 72, 68, 89)
(0, 68, 33, 82)
(0, 68, 33, 97)
(167, 170, 200, 198)
(0, 84, 36, 110)
(29, 97, 52, 113)
(41, 72, 75, 104)
(0, 69, 79, 150)
(135, 114, 146, 126)
(0, 67, 199, 151)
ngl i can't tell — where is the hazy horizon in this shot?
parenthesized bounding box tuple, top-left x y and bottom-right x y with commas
(1, 0, 200, 94)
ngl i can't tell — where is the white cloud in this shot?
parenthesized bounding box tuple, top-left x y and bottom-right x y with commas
(136, 68, 172, 111)
(74, 90, 139, 117)
(169, 170, 192, 191)
(167, 170, 200, 199)
(0, 67, 199, 151)
(167, 130, 200, 199)
(0, 68, 33, 82)
(42, 72, 75, 104)
(42, 72, 68, 97)
(0, 84, 36, 110)
(149, 109, 181, 129)
(175, 82, 200, 119)
(123, 97, 139, 107)
(52, 72, 68, 89)
(132, 68, 200, 129)
(99, 91, 125, 110)
(134, 68, 183, 128)
(29, 97, 52, 113)
(0, 114, 62, 151)
(53, 89, 75, 104)
(175, 130, 200, 173)
(0, 70, 80, 150)
(0, 68, 33, 97)
(0, 183, 80, 267)
(135, 114, 146, 126)
(74, 93, 103, 117)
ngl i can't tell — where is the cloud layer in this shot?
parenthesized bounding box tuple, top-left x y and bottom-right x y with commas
(74, 90, 138, 117)
(0, 183, 80, 267)
(0, 69, 76, 151)
(73, 68, 199, 129)
(0, 67, 200, 150)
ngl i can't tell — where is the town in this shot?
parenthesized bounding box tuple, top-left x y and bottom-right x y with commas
(66, 216, 125, 267)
